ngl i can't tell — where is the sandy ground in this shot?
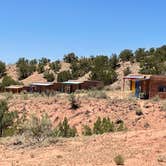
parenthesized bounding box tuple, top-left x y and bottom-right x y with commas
(0, 92, 166, 166)
(0, 129, 166, 166)
(6, 92, 166, 132)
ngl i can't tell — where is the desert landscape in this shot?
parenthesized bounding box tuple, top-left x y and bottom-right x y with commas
(0, 50, 166, 166)
(1, 1, 166, 165)
(0, 90, 166, 166)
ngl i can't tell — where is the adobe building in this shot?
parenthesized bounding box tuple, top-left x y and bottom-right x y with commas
(123, 74, 166, 99)
(3, 80, 104, 94)
(61, 80, 83, 93)
(81, 80, 104, 90)
(60, 80, 104, 93)
(5, 85, 24, 93)
(29, 82, 54, 93)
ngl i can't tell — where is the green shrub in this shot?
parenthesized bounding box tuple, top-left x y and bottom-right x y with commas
(82, 125, 92, 136)
(110, 54, 119, 69)
(70, 57, 92, 79)
(63, 52, 78, 63)
(101, 117, 114, 133)
(29, 59, 37, 72)
(114, 155, 124, 165)
(90, 68, 117, 85)
(89, 55, 118, 85)
(21, 114, 52, 141)
(0, 100, 18, 137)
(135, 48, 147, 62)
(119, 49, 133, 62)
(53, 117, 77, 138)
(43, 71, 55, 82)
(37, 63, 45, 73)
(93, 117, 103, 134)
(49, 60, 61, 73)
(123, 67, 131, 76)
(16, 58, 35, 80)
(88, 90, 107, 99)
(18, 115, 78, 139)
(0, 61, 6, 78)
(39, 57, 50, 66)
(1, 75, 20, 88)
(57, 70, 73, 82)
(92, 117, 126, 135)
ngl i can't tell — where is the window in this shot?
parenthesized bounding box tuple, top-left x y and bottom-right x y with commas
(158, 86, 166, 92)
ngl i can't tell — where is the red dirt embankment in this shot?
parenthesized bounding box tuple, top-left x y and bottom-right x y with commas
(0, 95, 165, 166)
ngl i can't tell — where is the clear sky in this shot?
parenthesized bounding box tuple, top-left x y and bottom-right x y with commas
(0, 0, 166, 64)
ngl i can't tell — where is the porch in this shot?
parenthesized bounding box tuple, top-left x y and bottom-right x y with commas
(123, 74, 151, 99)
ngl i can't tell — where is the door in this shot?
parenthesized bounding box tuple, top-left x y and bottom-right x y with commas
(135, 80, 140, 98)
(131, 80, 135, 93)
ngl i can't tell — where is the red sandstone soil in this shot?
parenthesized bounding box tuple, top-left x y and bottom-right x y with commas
(0, 129, 166, 166)
(0, 94, 166, 166)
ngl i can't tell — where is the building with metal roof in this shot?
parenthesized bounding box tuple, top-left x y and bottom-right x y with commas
(123, 74, 166, 99)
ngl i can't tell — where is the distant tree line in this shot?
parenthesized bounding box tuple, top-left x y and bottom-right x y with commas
(0, 45, 166, 86)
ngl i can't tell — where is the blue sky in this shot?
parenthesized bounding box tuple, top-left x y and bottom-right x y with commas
(0, 0, 166, 64)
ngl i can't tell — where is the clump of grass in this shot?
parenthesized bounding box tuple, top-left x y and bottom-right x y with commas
(32, 92, 41, 98)
(17, 114, 77, 142)
(88, 90, 107, 99)
(160, 101, 166, 111)
(20, 113, 52, 142)
(75, 89, 87, 94)
(114, 154, 124, 165)
(136, 109, 143, 116)
(128, 93, 137, 102)
(20, 92, 29, 100)
(151, 95, 160, 102)
(3, 92, 13, 100)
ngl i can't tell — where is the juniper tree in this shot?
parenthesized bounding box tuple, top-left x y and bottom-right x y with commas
(0, 61, 6, 78)
(0, 100, 17, 137)
(82, 125, 92, 136)
(55, 117, 77, 137)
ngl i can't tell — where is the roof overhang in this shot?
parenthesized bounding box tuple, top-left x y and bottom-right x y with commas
(30, 82, 54, 86)
(5, 85, 24, 89)
(63, 80, 83, 84)
(123, 74, 151, 80)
